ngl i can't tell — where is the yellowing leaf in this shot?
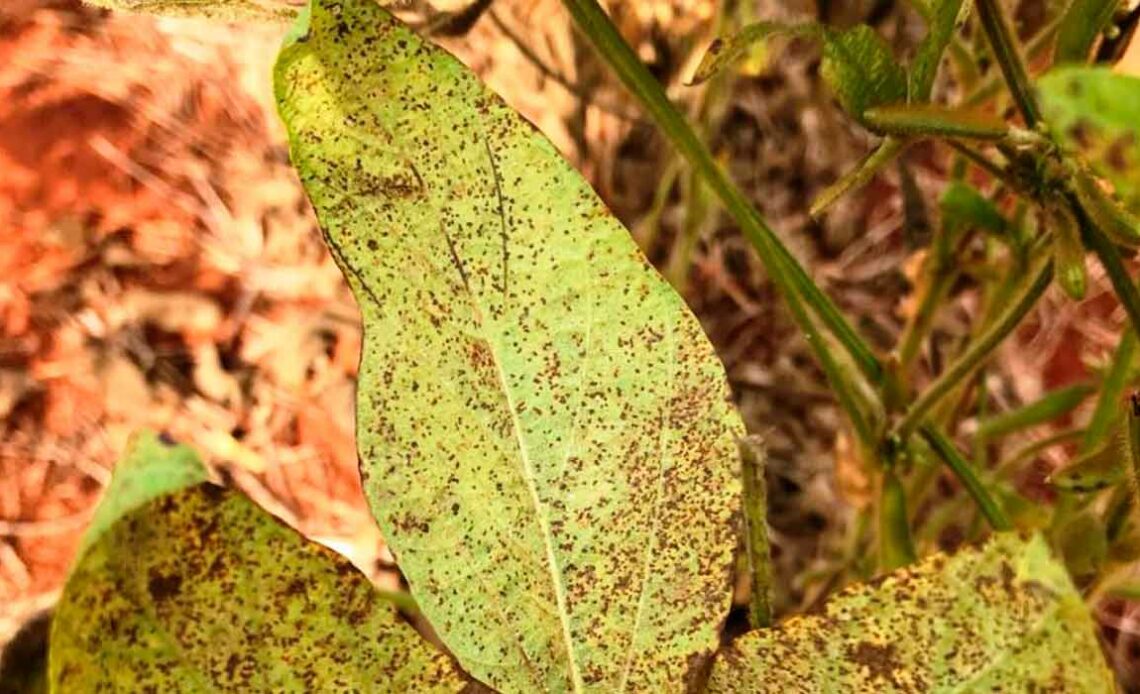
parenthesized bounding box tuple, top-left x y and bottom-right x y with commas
(688, 22, 818, 85)
(83, 0, 302, 21)
(51, 434, 464, 691)
(275, 2, 745, 692)
(707, 533, 1114, 692)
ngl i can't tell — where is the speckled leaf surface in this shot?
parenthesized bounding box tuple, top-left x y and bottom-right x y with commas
(274, 2, 745, 692)
(78, 430, 207, 554)
(51, 440, 465, 692)
(1040, 67, 1140, 210)
(707, 533, 1114, 693)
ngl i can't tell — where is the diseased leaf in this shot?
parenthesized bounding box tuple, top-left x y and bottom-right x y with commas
(83, 0, 302, 21)
(51, 438, 464, 692)
(1040, 67, 1140, 208)
(1056, 0, 1120, 64)
(707, 533, 1115, 692)
(80, 430, 207, 554)
(688, 22, 819, 85)
(908, 0, 969, 100)
(275, 2, 745, 692)
(1050, 431, 1126, 492)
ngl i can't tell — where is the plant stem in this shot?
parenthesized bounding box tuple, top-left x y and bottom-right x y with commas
(561, 0, 883, 389)
(920, 426, 1013, 531)
(878, 467, 917, 571)
(973, 0, 1043, 127)
(1080, 208, 1140, 342)
(963, 16, 1060, 109)
(811, 137, 907, 218)
(738, 436, 772, 629)
(893, 258, 1054, 442)
(947, 140, 1009, 182)
(1083, 330, 1138, 453)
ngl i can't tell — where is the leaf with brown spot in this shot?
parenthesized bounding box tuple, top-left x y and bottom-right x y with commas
(274, 2, 745, 691)
(1039, 67, 1140, 210)
(50, 434, 466, 692)
(707, 533, 1114, 692)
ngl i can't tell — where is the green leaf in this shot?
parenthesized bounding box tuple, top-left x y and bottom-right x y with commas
(1056, 0, 1120, 64)
(908, 0, 969, 100)
(691, 22, 906, 126)
(707, 533, 1114, 692)
(976, 382, 1094, 440)
(939, 181, 1008, 235)
(51, 438, 464, 691)
(820, 25, 908, 122)
(83, 0, 301, 21)
(863, 103, 1007, 139)
(274, 2, 745, 692)
(1055, 511, 1108, 579)
(1040, 67, 1140, 208)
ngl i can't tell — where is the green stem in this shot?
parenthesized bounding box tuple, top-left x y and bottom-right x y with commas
(878, 467, 917, 571)
(1080, 208, 1140, 343)
(561, 0, 883, 388)
(738, 436, 772, 629)
(1083, 330, 1138, 452)
(893, 258, 1054, 442)
(947, 140, 1009, 182)
(920, 426, 1013, 531)
(963, 16, 1060, 109)
(973, 0, 1043, 127)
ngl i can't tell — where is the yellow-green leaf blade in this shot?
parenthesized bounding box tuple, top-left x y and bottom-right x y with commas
(52, 480, 463, 691)
(274, 2, 745, 692)
(707, 533, 1114, 692)
(83, 0, 302, 21)
(79, 430, 207, 554)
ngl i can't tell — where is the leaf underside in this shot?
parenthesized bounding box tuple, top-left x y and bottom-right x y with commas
(274, 1, 745, 692)
(50, 433, 464, 692)
(707, 533, 1115, 693)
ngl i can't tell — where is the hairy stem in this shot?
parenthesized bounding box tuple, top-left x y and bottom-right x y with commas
(973, 0, 1043, 127)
